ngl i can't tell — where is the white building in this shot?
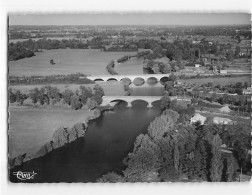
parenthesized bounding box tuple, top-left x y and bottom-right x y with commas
(213, 117, 236, 125)
(195, 64, 202, 68)
(243, 87, 252, 95)
(190, 113, 207, 125)
(219, 105, 232, 113)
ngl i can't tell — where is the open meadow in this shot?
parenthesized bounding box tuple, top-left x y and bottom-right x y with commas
(180, 75, 251, 86)
(9, 49, 137, 76)
(8, 107, 95, 159)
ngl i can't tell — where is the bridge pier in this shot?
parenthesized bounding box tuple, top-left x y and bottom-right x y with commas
(127, 102, 132, 107)
(147, 102, 152, 108)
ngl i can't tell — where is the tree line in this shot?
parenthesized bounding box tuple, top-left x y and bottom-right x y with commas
(9, 73, 94, 85)
(9, 84, 104, 110)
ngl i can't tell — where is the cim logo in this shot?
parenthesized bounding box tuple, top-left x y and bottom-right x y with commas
(13, 171, 37, 180)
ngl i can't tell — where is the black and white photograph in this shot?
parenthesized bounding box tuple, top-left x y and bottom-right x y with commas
(1, 0, 252, 193)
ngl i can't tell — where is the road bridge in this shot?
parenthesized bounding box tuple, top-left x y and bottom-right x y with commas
(87, 74, 171, 83)
(101, 95, 185, 107)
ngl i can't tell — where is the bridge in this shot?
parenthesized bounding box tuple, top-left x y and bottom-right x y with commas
(101, 96, 186, 107)
(87, 74, 171, 82)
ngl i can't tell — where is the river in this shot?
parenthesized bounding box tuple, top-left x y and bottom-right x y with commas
(10, 85, 164, 183)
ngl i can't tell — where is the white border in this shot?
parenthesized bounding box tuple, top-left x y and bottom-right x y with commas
(1, 1, 252, 195)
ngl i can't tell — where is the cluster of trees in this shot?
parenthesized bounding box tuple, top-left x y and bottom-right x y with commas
(106, 60, 118, 75)
(145, 59, 185, 74)
(160, 92, 195, 123)
(9, 84, 104, 110)
(9, 73, 94, 85)
(8, 42, 35, 61)
(187, 82, 251, 112)
(156, 25, 251, 37)
(105, 44, 138, 52)
(190, 92, 250, 113)
(8, 38, 91, 60)
(98, 106, 251, 182)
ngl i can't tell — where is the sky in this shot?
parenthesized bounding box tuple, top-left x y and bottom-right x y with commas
(9, 13, 251, 26)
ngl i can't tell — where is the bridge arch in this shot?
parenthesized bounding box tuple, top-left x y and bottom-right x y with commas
(110, 99, 129, 107)
(151, 99, 161, 107)
(120, 78, 131, 85)
(107, 78, 118, 82)
(146, 77, 158, 85)
(94, 78, 104, 82)
(160, 76, 169, 84)
(133, 77, 145, 86)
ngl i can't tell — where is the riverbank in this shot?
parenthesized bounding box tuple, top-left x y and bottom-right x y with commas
(9, 101, 118, 169)
(9, 102, 163, 183)
(9, 106, 97, 161)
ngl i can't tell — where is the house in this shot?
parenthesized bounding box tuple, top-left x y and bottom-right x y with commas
(213, 117, 236, 125)
(190, 113, 207, 125)
(219, 105, 232, 113)
(195, 64, 202, 68)
(220, 70, 228, 74)
(243, 87, 252, 95)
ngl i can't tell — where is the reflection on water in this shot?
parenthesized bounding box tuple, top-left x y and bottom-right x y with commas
(129, 82, 165, 96)
(10, 102, 162, 183)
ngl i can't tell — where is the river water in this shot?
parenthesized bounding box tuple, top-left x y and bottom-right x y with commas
(10, 84, 164, 183)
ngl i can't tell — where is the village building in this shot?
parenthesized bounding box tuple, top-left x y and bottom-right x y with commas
(213, 117, 236, 125)
(219, 105, 232, 113)
(190, 113, 207, 125)
(243, 87, 252, 95)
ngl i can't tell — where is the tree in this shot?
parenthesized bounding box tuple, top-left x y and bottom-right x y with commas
(210, 134, 223, 182)
(62, 89, 74, 105)
(148, 109, 179, 140)
(79, 86, 93, 105)
(86, 98, 98, 110)
(160, 91, 171, 110)
(169, 73, 177, 82)
(234, 46, 240, 59)
(164, 81, 174, 93)
(50, 59, 55, 65)
(9, 89, 16, 103)
(70, 94, 82, 110)
(92, 84, 104, 105)
(123, 134, 162, 182)
(29, 88, 41, 105)
(152, 64, 160, 74)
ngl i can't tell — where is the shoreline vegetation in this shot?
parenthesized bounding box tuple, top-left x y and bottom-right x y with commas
(9, 104, 113, 168)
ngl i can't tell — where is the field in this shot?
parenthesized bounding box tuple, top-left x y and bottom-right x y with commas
(179, 75, 251, 86)
(9, 81, 127, 96)
(8, 107, 95, 159)
(9, 49, 137, 76)
(196, 110, 250, 125)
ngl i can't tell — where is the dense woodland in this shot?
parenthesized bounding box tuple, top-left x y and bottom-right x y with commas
(98, 106, 251, 182)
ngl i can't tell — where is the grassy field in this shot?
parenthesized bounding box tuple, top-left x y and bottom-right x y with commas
(8, 107, 95, 159)
(9, 81, 127, 96)
(9, 49, 137, 76)
(179, 75, 251, 86)
(196, 110, 250, 125)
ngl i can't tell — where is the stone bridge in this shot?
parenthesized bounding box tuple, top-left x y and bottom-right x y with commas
(101, 96, 181, 107)
(87, 74, 171, 82)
